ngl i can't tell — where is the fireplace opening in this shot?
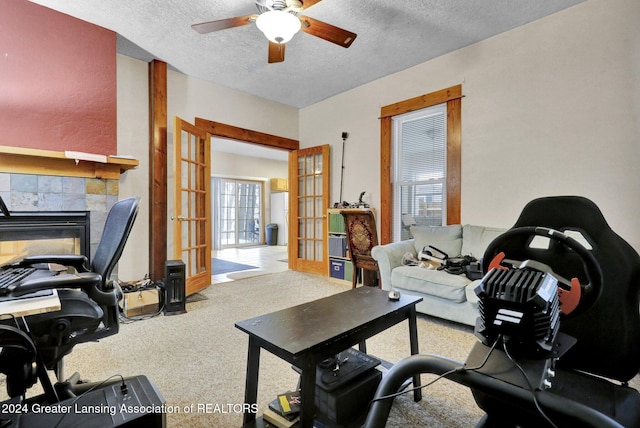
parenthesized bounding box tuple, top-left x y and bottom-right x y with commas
(0, 211, 90, 266)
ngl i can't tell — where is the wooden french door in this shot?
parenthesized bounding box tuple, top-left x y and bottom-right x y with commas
(173, 117, 212, 295)
(288, 145, 330, 275)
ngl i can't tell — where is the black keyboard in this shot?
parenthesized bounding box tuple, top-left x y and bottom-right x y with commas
(0, 267, 38, 294)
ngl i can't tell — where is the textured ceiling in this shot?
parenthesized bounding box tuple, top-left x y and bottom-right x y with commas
(29, 0, 584, 109)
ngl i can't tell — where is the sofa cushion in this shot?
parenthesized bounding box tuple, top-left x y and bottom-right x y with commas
(410, 224, 462, 258)
(465, 280, 482, 305)
(391, 266, 469, 303)
(461, 225, 507, 259)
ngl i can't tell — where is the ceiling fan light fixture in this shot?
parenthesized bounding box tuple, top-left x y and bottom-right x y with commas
(256, 10, 301, 44)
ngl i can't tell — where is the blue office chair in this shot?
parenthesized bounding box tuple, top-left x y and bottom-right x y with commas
(365, 196, 640, 428)
(0, 197, 140, 399)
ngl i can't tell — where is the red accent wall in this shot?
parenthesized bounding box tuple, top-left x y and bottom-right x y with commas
(0, 0, 117, 155)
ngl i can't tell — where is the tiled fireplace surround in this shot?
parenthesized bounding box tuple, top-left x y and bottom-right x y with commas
(0, 172, 119, 259)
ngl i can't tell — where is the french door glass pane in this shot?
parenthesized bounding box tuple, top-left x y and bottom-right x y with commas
(306, 156, 313, 174)
(306, 240, 314, 260)
(315, 218, 323, 241)
(305, 197, 313, 217)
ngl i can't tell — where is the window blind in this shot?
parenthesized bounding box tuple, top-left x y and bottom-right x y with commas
(392, 103, 447, 241)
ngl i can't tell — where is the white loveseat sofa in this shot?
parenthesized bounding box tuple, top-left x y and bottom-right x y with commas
(371, 224, 505, 326)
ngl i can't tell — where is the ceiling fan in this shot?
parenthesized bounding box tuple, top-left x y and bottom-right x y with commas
(192, 0, 357, 63)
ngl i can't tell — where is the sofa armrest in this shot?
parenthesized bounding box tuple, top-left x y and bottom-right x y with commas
(372, 239, 417, 290)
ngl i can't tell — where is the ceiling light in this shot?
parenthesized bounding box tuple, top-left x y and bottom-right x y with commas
(256, 10, 301, 44)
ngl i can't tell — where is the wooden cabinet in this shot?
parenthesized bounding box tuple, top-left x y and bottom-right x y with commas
(270, 178, 288, 192)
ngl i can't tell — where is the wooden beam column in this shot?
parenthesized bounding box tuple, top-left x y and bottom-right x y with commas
(149, 60, 168, 281)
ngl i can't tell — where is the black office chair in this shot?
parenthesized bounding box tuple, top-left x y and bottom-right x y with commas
(0, 196, 140, 400)
(0, 324, 39, 398)
(365, 196, 640, 428)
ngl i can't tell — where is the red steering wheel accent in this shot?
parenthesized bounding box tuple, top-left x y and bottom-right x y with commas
(487, 252, 508, 271)
(558, 277, 582, 315)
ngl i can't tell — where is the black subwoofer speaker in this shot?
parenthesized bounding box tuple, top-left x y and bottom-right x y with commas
(164, 260, 186, 316)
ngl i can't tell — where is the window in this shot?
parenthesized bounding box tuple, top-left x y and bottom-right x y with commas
(216, 178, 262, 247)
(379, 85, 462, 243)
(392, 104, 447, 241)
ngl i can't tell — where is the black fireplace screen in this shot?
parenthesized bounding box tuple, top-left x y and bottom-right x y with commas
(0, 211, 90, 266)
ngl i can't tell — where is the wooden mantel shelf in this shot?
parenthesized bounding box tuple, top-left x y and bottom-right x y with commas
(0, 145, 139, 180)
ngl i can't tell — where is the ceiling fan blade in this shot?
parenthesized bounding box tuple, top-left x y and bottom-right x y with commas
(191, 14, 258, 34)
(299, 16, 356, 48)
(268, 41, 286, 63)
(300, 0, 323, 10)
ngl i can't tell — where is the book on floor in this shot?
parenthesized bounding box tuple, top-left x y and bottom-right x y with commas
(269, 390, 301, 418)
(263, 408, 299, 428)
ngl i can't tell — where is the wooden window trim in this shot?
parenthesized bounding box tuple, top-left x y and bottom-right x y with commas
(379, 85, 462, 244)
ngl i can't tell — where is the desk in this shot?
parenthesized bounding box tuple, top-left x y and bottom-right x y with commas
(0, 265, 62, 317)
(0, 290, 61, 317)
(235, 287, 423, 428)
(0, 274, 62, 403)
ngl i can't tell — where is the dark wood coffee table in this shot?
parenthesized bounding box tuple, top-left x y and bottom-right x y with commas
(235, 287, 423, 428)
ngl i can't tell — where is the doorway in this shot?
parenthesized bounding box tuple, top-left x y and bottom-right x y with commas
(210, 137, 290, 281)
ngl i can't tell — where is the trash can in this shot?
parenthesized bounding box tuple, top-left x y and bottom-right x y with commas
(266, 224, 278, 246)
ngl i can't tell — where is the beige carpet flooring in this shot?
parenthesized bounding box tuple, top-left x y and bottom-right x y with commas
(12, 272, 497, 426)
(6, 270, 640, 426)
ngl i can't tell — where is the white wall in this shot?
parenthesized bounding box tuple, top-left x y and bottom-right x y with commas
(116, 55, 149, 281)
(299, 0, 640, 250)
(211, 151, 288, 181)
(166, 70, 299, 139)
